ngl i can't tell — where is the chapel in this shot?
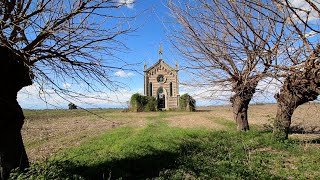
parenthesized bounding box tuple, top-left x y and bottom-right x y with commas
(144, 44, 179, 110)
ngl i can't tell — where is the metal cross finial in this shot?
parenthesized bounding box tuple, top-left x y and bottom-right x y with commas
(159, 42, 163, 59)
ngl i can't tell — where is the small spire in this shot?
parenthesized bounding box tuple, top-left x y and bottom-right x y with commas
(144, 61, 147, 70)
(159, 42, 163, 59)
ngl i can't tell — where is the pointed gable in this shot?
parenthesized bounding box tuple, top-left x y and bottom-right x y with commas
(144, 59, 177, 77)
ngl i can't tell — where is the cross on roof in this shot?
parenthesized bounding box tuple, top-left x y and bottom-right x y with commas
(159, 42, 163, 59)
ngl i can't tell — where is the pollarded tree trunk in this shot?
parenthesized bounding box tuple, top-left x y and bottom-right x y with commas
(273, 99, 295, 140)
(231, 94, 250, 131)
(273, 72, 319, 140)
(0, 101, 29, 179)
(0, 46, 32, 179)
(230, 81, 258, 131)
(274, 45, 320, 140)
(273, 90, 311, 140)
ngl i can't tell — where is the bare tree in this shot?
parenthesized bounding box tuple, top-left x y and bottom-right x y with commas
(168, 0, 284, 131)
(0, 0, 135, 178)
(271, 0, 320, 140)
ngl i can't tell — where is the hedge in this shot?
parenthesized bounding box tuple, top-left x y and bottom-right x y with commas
(179, 94, 196, 111)
(130, 93, 157, 112)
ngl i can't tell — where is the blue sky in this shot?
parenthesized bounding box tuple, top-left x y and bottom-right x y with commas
(17, 0, 319, 109)
(18, 0, 186, 109)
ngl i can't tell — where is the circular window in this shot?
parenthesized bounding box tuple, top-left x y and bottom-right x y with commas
(157, 75, 164, 82)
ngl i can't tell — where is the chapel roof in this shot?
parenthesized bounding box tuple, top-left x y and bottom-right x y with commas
(144, 59, 176, 72)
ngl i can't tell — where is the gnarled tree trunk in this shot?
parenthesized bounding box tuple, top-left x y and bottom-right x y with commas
(231, 95, 250, 131)
(273, 98, 296, 140)
(274, 67, 320, 140)
(230, 81, 258, 131)
(0, 46, 32, 179)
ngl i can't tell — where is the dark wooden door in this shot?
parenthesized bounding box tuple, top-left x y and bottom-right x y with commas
(158, 94, 165, 109)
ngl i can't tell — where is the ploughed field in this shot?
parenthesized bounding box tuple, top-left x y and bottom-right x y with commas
(18, 103, 320, 179)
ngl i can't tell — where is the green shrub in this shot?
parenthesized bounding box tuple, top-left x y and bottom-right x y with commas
(179, 94, 196, 111)
(130, 93, 144, 112)
(130, 93, 157, 112)
(144, 96, 157, 112)
(68, 103, 77, 110)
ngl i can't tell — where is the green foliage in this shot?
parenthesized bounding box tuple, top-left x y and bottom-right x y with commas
(144, 96, 157, 112)
(68, 103, 77, 110)
(130, 93, 142, 112)
(130, 93, 157, 112)
(179, 93, 196, 111)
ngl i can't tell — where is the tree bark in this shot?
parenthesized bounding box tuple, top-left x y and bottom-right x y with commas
(230, 81, 258, 131)
(0, 101, 29, 179)
(0, 46, 32, 179)
(273, 69, 319, 140)
(231, 94, 250, 131)
(273, 100, 295, 140)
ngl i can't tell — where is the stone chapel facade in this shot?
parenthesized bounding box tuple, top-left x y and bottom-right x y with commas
(144, 52, 179, 110)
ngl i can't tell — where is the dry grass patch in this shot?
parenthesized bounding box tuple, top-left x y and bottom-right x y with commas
(165, 112, 226, 130)
(198, 103, 320, 127)
(22, 111, 149, 162)
(198, 103, 320, 141)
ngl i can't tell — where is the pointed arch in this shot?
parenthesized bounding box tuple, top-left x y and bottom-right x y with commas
(157, 87, 166, 109)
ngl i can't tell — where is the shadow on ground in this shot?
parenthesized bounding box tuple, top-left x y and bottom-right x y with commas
(262, 124, 320, 135)
(67, 151, 178, 179)
(15, 131, 288, 179)
(49, 134, 280, 180)
(62, 147, 180, 179)
(290, 125, 320, 134)
(195, 109, 212, 112)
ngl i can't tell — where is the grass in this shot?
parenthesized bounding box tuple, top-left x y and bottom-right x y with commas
(13, 109, 320, 179)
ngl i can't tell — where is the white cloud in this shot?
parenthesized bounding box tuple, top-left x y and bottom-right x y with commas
(252, 78, 282, 104)
(179, 83, 233, 106)
(115, 70, 134, 77)
(17, 83, 143, 109)
(289, 0, 320, 22)
(17, 84, 66, 109)
(118, 0, 135, 9)
(63, 82, 71, 89)
(179, 77, 283, 106)
(305, 30, 318, 37)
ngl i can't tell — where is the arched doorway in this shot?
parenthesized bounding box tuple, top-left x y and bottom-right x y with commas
(157, 87, 166, 110)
